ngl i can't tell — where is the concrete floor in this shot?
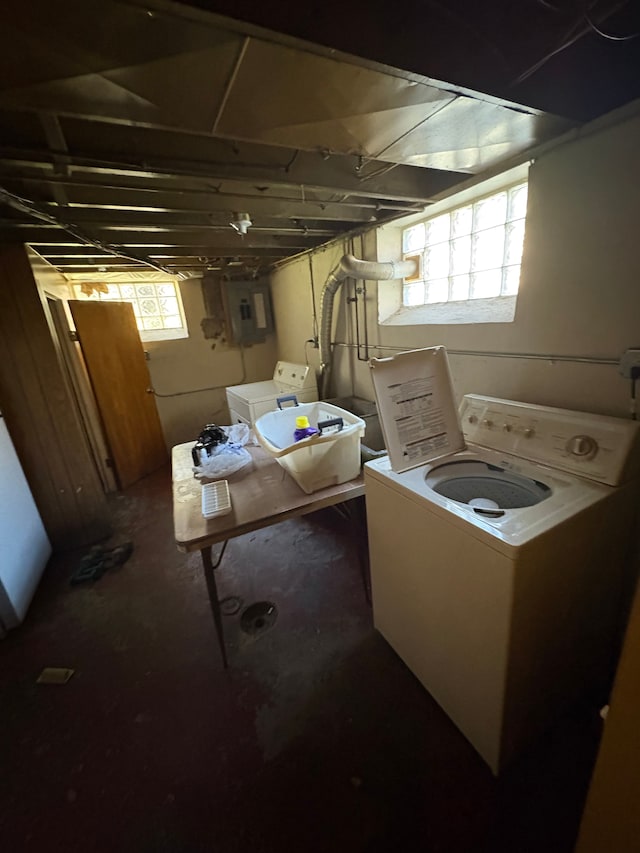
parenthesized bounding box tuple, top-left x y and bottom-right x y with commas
(0, 466, 601, 852)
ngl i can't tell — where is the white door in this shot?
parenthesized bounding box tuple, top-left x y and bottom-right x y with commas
(0, 415, 51, 629)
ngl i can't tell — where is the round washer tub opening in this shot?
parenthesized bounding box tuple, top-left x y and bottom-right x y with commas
(426, 461, 551, 509)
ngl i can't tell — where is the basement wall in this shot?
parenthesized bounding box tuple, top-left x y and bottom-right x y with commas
(145, 277, 278, 448)
(45, 270, 278, 451)
(269, 101, 640, 420)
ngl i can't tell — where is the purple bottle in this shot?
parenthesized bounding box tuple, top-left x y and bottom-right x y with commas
(294, 415, 318, 441)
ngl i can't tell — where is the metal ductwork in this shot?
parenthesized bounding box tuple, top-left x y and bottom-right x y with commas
(319, 254, 417, 397)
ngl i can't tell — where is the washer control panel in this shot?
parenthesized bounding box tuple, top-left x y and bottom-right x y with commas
(460, 395, 640, 485)
(565, 434, 598, 458)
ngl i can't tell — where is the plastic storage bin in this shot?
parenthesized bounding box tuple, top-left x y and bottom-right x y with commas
(254, 401, 366, 494)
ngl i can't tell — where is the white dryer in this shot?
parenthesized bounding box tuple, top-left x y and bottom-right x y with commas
(225, 361, 318, 427)
(366, 347, 640, 774)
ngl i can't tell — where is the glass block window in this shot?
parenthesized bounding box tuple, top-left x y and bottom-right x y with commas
(72, 280, 188, 341)
(402, 182, 528, 308)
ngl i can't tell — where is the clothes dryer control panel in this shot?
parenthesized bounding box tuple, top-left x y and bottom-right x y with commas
(226, 362, 318, 427)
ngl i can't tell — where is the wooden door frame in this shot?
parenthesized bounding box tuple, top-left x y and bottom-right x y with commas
(45, 294, 118, 493)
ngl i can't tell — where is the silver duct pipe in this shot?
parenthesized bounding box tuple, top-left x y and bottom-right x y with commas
(319, 254, 417, 397)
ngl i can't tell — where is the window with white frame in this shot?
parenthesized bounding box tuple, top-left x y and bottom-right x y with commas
(72, 279, 188, 342)
(401, 181, 528, 316)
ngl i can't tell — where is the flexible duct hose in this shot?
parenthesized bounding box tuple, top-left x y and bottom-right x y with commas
(319, 254, 417, 397)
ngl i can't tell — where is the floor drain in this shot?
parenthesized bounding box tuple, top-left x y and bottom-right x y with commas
(240, 601, 277, 636)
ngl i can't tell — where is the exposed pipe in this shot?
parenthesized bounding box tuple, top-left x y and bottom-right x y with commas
(0, 184, 182, 278)
(332, 341, 620, 366)
(319, 253, 416, 397)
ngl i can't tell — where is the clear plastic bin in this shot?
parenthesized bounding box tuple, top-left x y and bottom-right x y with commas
(254, 401, 365, 494)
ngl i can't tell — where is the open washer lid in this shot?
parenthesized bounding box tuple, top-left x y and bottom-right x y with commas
(370, 346, 464, 474)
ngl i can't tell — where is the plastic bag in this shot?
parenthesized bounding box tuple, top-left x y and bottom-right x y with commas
(192, 423, 229, 465)
(222, 423, 257, 447)
(193, 443, 252, 481)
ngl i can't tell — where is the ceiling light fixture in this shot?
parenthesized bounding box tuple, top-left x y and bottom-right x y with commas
(230, 211, 252, 235)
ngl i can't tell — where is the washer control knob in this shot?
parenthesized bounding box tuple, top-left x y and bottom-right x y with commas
(567, 434, 598, 458)
(503, 423, 512, 433)
(523, 427, 535, 438)
(482, 419, 493, 428)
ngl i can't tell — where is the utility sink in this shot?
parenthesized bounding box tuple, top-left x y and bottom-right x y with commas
(327, 396, 387, 464)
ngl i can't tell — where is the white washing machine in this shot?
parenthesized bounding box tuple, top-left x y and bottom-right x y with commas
(225, 361, 318, 427)
(366, 347, 640, 774)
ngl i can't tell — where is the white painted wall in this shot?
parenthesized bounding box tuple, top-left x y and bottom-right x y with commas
(270, 231, 378, 401)
(30, 262, 278, 450)
(269, 102, 640, 420)
(145, 277, 278, 448)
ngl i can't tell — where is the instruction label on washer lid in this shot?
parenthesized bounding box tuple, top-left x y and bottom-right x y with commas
(369, 346, 465, 473)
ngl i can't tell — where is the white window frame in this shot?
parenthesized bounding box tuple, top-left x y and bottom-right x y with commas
(69, 274, 189, 342)
(378, 163, 530, 326)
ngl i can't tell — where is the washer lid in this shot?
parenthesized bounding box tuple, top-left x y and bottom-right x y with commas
(370, 346, 464, 473)
(226, 379, 278, 404)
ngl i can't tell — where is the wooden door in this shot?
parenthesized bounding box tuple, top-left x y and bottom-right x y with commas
(69, 300, 168, 489)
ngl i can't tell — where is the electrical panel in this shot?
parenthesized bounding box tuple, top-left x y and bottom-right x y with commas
(222, 280, 274, 345)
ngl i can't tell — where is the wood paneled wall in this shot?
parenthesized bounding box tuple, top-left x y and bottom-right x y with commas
(0, 244, 111, 550)
(575, 578, 640, 852)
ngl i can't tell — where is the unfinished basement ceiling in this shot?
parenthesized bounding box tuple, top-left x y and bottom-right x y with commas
(0, 0, 638, 278)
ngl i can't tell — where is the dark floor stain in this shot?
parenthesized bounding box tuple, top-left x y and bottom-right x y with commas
(0, 465, 602, 852)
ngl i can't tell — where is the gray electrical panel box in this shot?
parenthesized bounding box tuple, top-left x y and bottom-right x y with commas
(222, 280, 274, 345)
